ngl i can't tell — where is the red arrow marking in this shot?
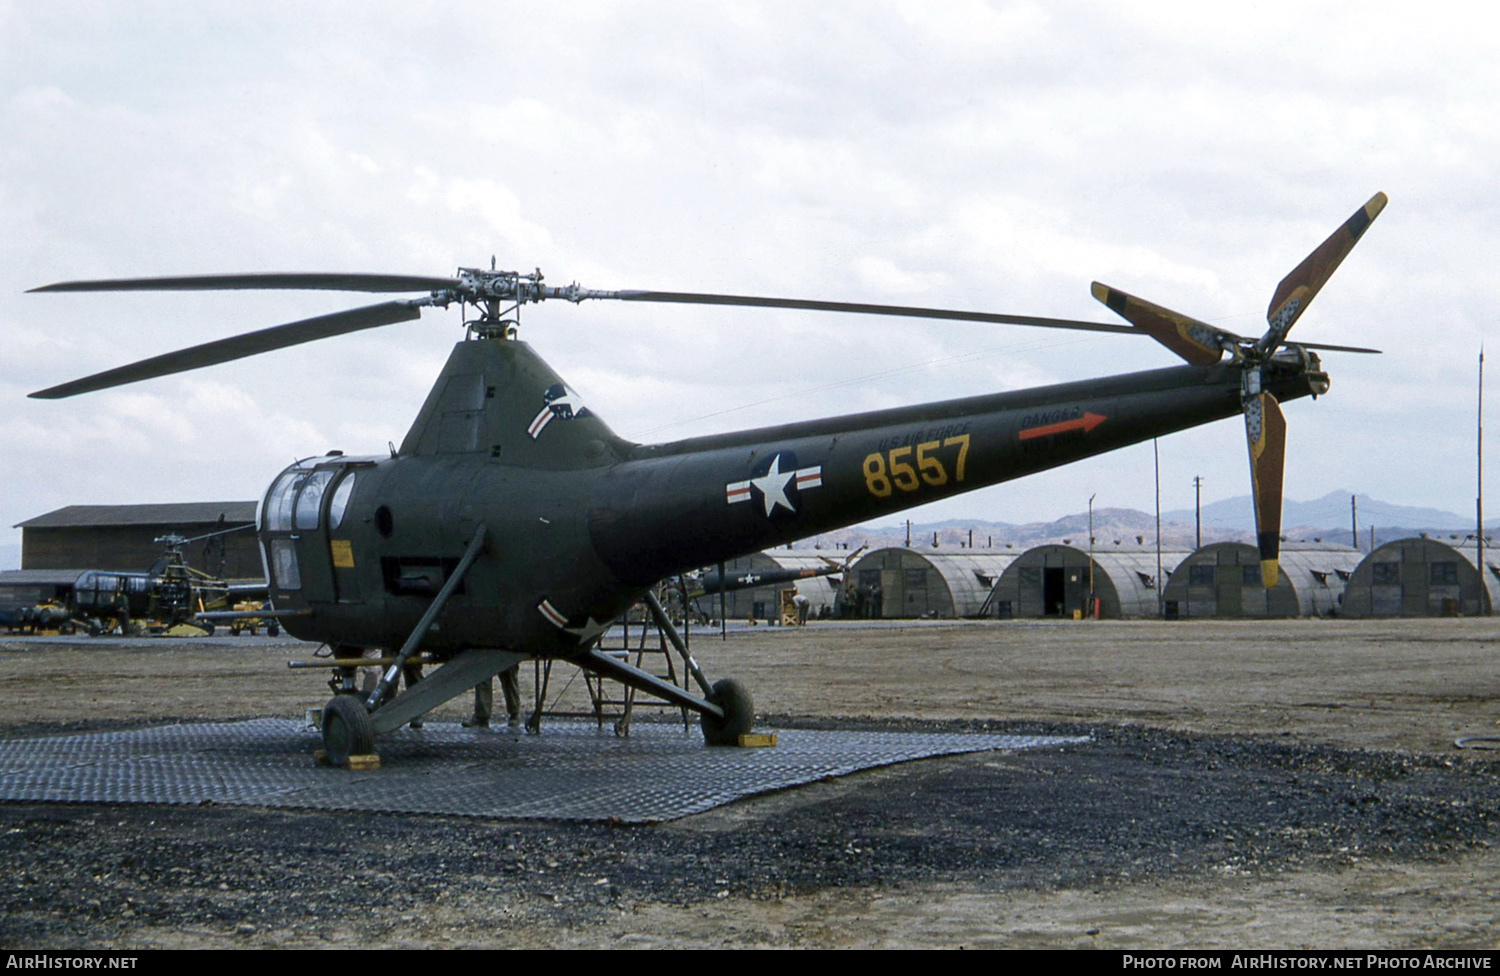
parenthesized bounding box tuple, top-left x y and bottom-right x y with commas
(1018, 412, 1107, 441)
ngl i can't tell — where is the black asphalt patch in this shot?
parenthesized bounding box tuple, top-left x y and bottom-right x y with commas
(0, 718, 1083, 823)
(2, 722, 1499, 947)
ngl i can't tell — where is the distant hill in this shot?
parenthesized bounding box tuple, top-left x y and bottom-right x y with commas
(788, 492, 1490, 556)
(1164, 491, 1478, 534)
(793, 508, 1225, 555)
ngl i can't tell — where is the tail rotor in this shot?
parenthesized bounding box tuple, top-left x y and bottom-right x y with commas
(1094, 193, 1388, 587)
(1242, 192, 1386, 585)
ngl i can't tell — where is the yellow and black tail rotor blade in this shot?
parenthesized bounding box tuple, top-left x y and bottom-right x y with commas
(1090, 282, 1243, 365)
(1260, 192, 1388, 356)
(1244, 391, 1287, 589)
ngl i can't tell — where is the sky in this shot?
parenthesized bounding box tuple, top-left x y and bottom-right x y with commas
(2, 1, 1496, 560)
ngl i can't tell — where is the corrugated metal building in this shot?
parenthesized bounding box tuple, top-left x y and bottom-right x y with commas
(1340, 537, 1498, 617)
(0, 569, 83, 610)
(15, 502, 262, 579)
(1160, 541, 1362, 618)
(987, 543, 1187, 619)
(846, 547, 1019, 618)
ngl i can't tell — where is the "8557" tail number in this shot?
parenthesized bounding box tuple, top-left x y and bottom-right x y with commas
(862, 435, 970, 498)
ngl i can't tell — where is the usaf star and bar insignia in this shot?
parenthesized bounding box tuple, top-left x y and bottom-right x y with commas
(537, 598, 612, 645)
(725, 451, 822, 517)
(528, 384, 591, 440)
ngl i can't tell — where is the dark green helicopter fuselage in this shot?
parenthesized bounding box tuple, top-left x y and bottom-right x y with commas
(262, 334, 1320, 658)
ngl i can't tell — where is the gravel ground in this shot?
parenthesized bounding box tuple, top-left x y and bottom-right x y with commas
(2, 619, 1499, 948)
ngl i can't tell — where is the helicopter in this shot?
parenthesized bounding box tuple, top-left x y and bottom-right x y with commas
(26, 193, 1387, 764)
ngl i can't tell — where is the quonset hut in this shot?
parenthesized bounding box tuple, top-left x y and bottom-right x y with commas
(986, 543, 1187, 619)
(1340, 537, 1498, 617)
(844, 547, 1019, 618)
(1160, 541, 1362, 618)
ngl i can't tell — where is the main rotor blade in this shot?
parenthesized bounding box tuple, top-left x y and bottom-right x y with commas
(28, 272, 459, 294)
(611, 290, 1136, 336)
(1291, 340, 1381, 355)
(29, 300, 424, 399)
(1261, 192, 1388, 355)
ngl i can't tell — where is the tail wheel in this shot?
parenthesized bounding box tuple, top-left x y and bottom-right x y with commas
(322, 695, 375, 765)
(701, 678, 754, 747)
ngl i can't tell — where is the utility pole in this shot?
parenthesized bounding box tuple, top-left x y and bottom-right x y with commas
(1479, 346, 1485, 575)
(1193, 475, 1203, 549)
(1088, 493, 1097, 618)
(1155, 439, 1163, 616)
(1351, 494, 1358, 550)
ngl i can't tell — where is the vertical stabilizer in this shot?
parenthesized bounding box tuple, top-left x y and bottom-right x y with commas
(399, 338, 628, 469)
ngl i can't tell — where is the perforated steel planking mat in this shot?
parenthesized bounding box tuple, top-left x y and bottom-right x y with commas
(0, 719, 1087, 823)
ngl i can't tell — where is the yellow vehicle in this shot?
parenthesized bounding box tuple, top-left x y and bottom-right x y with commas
(228, 600, 280, 637)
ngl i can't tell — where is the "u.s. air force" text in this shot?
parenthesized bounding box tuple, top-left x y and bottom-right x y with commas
(874, 422, 970, 452)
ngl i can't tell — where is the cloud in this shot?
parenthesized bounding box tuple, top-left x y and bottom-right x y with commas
(1, 2, 1495, 535)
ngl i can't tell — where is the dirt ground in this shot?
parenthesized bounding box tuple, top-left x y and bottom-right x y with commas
(3, 616, 1499, 949)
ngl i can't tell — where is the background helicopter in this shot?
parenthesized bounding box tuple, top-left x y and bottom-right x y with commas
(27, 194, 1386, 764)
(1, 523, 264, 638)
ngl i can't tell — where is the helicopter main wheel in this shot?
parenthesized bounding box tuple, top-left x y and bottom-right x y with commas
(321, 694, 375, 766)
(701, 677, 754, 747)
(267, 622, 280, 637)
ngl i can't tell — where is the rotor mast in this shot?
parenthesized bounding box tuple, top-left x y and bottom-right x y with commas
(446, 266, 623, 341)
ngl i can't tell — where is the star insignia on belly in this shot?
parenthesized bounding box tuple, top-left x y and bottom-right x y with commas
(537, 599, 612, 645)
(725, 452, 822, 517)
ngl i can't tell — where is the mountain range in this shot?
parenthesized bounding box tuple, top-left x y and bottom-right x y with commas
(789, 492, 1489, 555)
(1163, 491, 1482, 535)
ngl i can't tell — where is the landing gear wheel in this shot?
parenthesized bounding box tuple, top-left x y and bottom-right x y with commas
(267, 622, 280, 637)
(701, 677, 754, 747)
(321, 695, 375, 766)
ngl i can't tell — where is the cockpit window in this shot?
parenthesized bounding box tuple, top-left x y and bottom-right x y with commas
(271, 539, 301, 590)
(328, 472, 356, 530)
(265, 470, 310, 532)
(294, 470, 335, 530)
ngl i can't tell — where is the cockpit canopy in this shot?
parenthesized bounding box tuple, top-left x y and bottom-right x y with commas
(259, 454, 378, 595)
(261, 459, 362, 534)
